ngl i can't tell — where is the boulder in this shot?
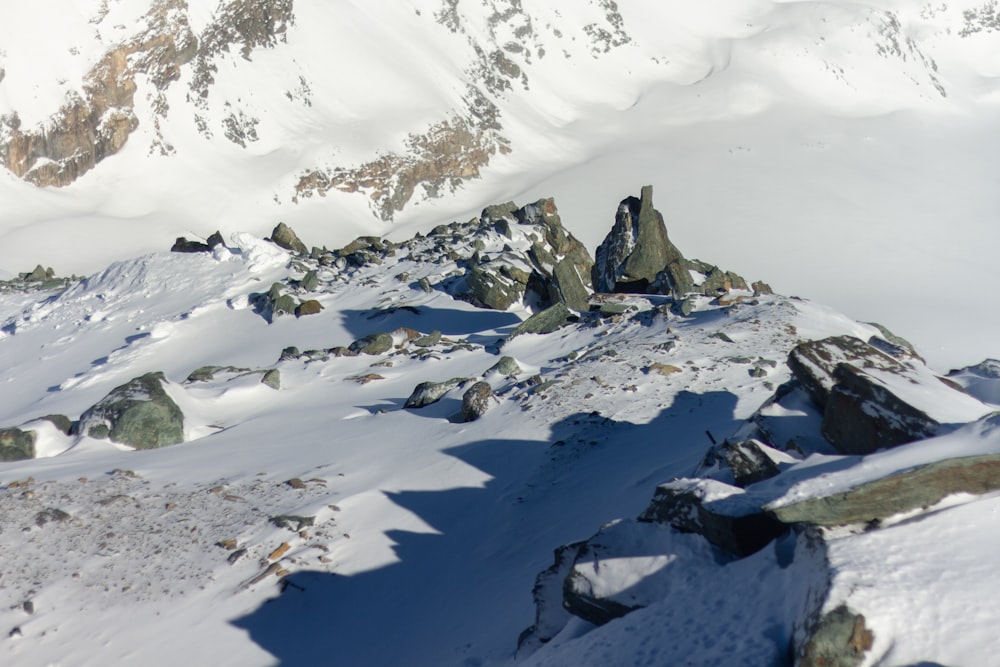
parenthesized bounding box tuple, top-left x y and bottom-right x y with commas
(404, 377, 469, 409)
(349, 333, 394, 356)
(171, 237, 209, 253)
(797, 605, 874, 667)
(467, 264, 526, 310)
(592, 185, 690, 295)
(295, 299, 324, 317)
(0, 427, 36, 461)
(487, 356, 522, 377)
(261, 369, 281, 390)
(270, 222, 308, 255)
(638, 478, 786, 557)
(79, 372, 184, 449)
(461, 382, 494, 422)
(413, 330, 442, 348)
(509, 303, 578, 338)
(821, 363, 939, 455)
(787, 336, 905, 410)
(300, 270, 320, 292)
(767, 452, 1000, 526)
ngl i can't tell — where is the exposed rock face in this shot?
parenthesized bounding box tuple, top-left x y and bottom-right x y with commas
(821, 362, 939, 455)
(0, 427, 36, 461)
(697, 439, 783, 488)
(79, 372, 184, 449)
(461, 381, 494, 422)
(592, 185, 690, 295)
(517, 541, 585, 656)
(465, 197, 593, 312)
(638, 479, 786, 557)
(786, 335, 904, 410)
(768, 452, 1000, 526)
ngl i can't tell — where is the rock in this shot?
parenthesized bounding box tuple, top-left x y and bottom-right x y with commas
(509, 303, 578, 338)
(866, 322, 922, 361)
(270, 515, 315, 531)
(185, 365, 249, 383)
(170, 237, 210, 253)
(768, 452, 1000, 526)
(797, 605, 874, 667)
(549, 258, 591, 312)
(751, 280, 773, 296)
(278, 347, 301, 362)
(787, 336, 907, 410)
(461, 382, 494, 422)
(34, 508, 71, 527)
(78, 372, 184, 449)
(0, 427, 35, 461)
(413, 330, 442, 348)
(41, 415, 73, 435)
(562, 519, 726, 627)
(487, 356, 521, 377)
(638, 479, 786, 557)
(206, 231, 225, 249)
(300, 270, 320, 292)
(295, 299, 324, 317)
(467, 264, 525, 310)
(260, 369, 281, 390)
(645, 363, 682, 377)
(697, 439, 783, 488)
(418, 277, 433, 293)
(672, 296, 696, 317)
(517, 541, 585, 657)
(349, 333, 394, 356)
(270, 222, 308, 254)
(821, 363, 940, 455)
(592, 185, 690, 295)
(404, 377, 469, 409)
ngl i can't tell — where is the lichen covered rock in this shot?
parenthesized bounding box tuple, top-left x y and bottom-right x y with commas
(79, 372, 184, 449)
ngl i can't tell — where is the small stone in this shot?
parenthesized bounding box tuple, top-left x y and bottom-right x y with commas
(296, 299, 324, 317)
(646, 363, 682, 376)
(216, 539, 239, 550)
(227, 549, 247, 565)
(285, 478, 306, 489)
(268, 543, 291, 561)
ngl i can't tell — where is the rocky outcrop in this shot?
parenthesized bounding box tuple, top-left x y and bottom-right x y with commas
(696, 439, 784, 487)
(787, 336, 905, 410)
(79, 372, 184, 449)
(821, 363, 939, 455)
(768, 452, 1000, 526)
(171, 231, 225, 253)
(638, 479, 786, 557)
(593, 185, 690, 295)
(0, 427, 36, 461)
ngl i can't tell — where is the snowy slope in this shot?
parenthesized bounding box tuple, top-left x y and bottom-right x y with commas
(0, 206, 997, 666)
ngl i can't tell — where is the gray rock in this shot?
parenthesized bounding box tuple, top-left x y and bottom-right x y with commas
(592, 185, 689, 295)
(751, 280, 773, 296)
(349, 333, 394, 356)
(41, 415, 73, 435)
(467, 264, 525, 310)
(461, 381, 494, 422)
(672, 296, 696, 317)
(413, 330, 442, 348)
(768, 451, 1000, 526)
(798, 605, 874, 667)
(821, 363, 941, 455)
(79, 372, 184, 449)
(0, 427, 36, 461)
(697, 439, 782, 487)
(549, 258, 591, 312)
(270, 222, 308, 255)
(300, 270, 319, 292)
(509, 303, 578, 338)
(787, 336, 906, 410)
(404, 377, 469, 409)
(487, 356, 522, 377)
(171, 237, 210, 253)
(517, 541, 585, 656)
(261, 369, 281, 390)
(638, 479, 786, 557)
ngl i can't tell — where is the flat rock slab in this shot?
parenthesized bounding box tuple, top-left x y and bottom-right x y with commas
(767, 453, 1000, 526)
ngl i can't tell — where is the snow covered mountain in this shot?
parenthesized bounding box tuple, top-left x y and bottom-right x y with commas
(0, 0, 998, 367)
(1, 2, 1000, 665)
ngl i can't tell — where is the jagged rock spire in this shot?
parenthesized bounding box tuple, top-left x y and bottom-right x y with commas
(592, 185, 690, 295)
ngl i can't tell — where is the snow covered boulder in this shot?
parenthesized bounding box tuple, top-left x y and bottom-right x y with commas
(638, 478, 786, 557)
(562, 519, 727, 626)
(404, 377, 469, 409)
(269, 222, 308, 255)
(0, 427, 36, 461)
(592, 185, 691, 296)
(767, 452, 1000, 527)
(79, 372, 184, 449)
(787, 335, 905, 410)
